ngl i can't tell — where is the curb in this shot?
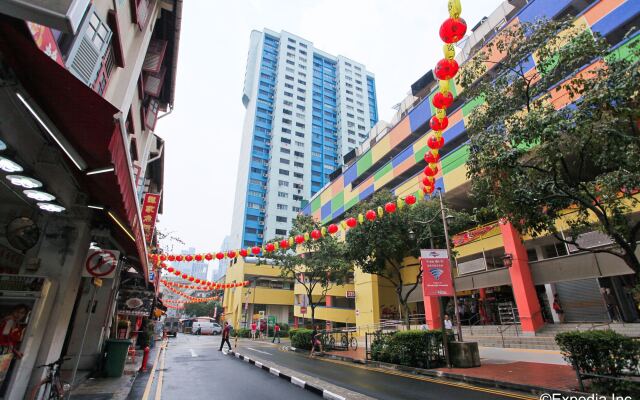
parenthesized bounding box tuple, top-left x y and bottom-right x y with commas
(224, 350, 345, 400)
(284, 346, 586, 398)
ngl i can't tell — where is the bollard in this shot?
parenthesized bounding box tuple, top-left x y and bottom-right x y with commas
(139, 346, 150, 372)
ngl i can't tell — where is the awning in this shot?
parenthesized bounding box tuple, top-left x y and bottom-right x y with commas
(0, 17, 148, 276)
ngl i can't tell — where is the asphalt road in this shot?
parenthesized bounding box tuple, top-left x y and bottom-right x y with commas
(131, 334, 318, 400)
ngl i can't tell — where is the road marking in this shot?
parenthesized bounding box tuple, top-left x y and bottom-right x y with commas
(141, 340, 167, 400)
(318, 357, 537, 400)
(189, 349, 198, 357)
(246, 347, 272, 355)
(154, 342, 167, 400)
(291, 376, 306, 388)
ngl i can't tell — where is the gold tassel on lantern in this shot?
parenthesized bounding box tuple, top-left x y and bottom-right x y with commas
(321, 226, 327, 236)
(358, 214, 364, 223)
(448, 0, 462, 18)
(443, 44, 456, 60)
(439, 79, 450, 94)
(397, 197, 404, 209)
(304, 232, 310, 241)
(289, 237, 294, 247)
(377, 206, 384, 218)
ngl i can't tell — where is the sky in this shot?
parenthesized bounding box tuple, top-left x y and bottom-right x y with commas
(155, 0, 505, 255)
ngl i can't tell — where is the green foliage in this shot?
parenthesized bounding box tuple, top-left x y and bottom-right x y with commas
(183, 301, 221, 318)
(344, 190, 474, 324)
(459, 17, 640, 274)
(235, 328, 251, 338)
(556, 330, 640, 396)
(271, 215, 352, 324)
(370, 330, 449, 368)
(289, 328, 313, 350)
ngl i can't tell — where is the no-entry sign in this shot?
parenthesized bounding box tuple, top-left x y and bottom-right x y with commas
(83, 249, 119, 278)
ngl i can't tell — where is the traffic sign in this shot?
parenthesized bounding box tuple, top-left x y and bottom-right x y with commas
(268, 315, 276, 327)
(300, 306, 307, 315)
(149, 271, 155, 281)
(83, 249, 119, 278)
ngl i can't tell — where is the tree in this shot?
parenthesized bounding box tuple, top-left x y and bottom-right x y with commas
(344, 190, 473, 326)
(459, 18, 640, 275)
(271, 215, 351, 326)
(184, 301, 222, 319)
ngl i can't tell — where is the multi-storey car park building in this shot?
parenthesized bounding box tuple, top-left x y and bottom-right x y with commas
(230, 29, 378, 250)
(298, 0, 640, 339)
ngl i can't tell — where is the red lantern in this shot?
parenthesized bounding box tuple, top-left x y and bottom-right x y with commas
(430, 115, 449, 131)
(195, 279, 201, 284)
(205, 253, 213, 261)
(245, 281, 250, 286)
(181, 273, 188, 279)
(176, 255, 183, 262)
(439, 17, 467, 44)
(424, 165, 439, 176)
(295, 235, 305, 244)
(195, 254, 203, 262)
(216, 252, 224, 260)
(423, 185, 435, 195)
(424, 151, 441, 164)
(174, 270, 180, 276)
(227, 250, 237, 259)
(160, 255, 167, 261)
(405, 195, 417, 205)
(365, 210, 376, 221)
(188, 276, 195, 282)
(427, 135, 445, 150)
(168, 255, 175, 261)
(239, 249, 248, 257)
(185, 255, 193, 262)
(280, 239, 289, 249)
(265, 243, 275, 252)
(434, 58, 459, 81)
(310, 230, 321, 240)
(167, 267, 174, 273)
(432, 91, 454, 109)
(251, 246, 261, 255)
(346, 217, 357, 228)
(423, 176, 434, 186)
(327, 224, 339, 234)
(384, 202, 397, 213)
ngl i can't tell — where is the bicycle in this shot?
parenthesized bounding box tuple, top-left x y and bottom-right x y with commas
(29, 356, 70, 400)
(339, 330, 358, 351)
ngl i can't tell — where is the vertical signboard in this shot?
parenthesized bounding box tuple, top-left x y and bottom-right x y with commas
(141, 193, 161, 245)
(420, 249, 454, 297)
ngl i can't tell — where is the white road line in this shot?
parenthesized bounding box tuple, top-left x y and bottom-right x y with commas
(189, 349, 198, 357)
(246, 347, 272, 355)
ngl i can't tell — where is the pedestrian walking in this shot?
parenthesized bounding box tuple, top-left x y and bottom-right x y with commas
(250, 321, 257, 340)
(444, 314, 453, 330)
(603, 288, 620, 322)
(309, 325, 323, 357)
(552, 294, 565, 323)
(259, 319, 267, 340)
(272, 323, 280, 343)
(218, 322, 232, 351)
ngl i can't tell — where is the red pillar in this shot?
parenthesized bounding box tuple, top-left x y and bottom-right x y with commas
(500, 222, 544, 333)
(423, 296, 442, 329)
(325, 296, 333, 307)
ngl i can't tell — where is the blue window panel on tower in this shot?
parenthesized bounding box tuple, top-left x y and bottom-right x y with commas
(591, 1, 640, 37)
(443, 120, 465, 143)
(392, 146, 414, 167)
(517, 0, 571, 24)
(302, 202, 312, 215)
(359, 184, 375, 201)
(321, 202, 332, 220)
(408, 97, 432, 132)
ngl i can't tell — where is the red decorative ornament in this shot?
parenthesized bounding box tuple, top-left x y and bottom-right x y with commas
(188, 276, 195, 282)
(167, 267, 174, 273)
(295, 235, 305, 244)
(346, 217, 357, 228)
(265, 243, 275, 252)
(405, 195, 417, 205)
(185, 255, 193, 262)
(168, 255, 175, 261)
(174, 270, 180, 276)
(227, 250, 237, 259)
(439, 17, 467, 44)
(430, 115, 449, 131)
(434, 58, 460, 81)
(239, 249, 248, 257)
(424, 151, 441, 164)
(205, 253, 213, 261)
(365, 210, 376, 221)
(427, 135, 445, 150)
(160, 255, 167, 261)
(424, 165, 439, 176)
(195, 254, 203, 262)
(432, 91, 454, 109)
(327, 224, 339, 234)
(216, 252, 224, 260)
(244, 281, 250, 286)
(251, 246, 261, 255)
(181, 273, 188, 279)
(423, 185, 435, 195)
(310, 230, 321, 240)
(279, 239, 289, 249)
(423, 176, 435, 186)
(384, 202, 397, 213)
(176, 255, 183, 262)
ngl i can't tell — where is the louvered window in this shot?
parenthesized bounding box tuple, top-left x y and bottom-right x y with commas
(144, 98, 160, 131)
(130, 0, 151, 31)
(65, 6, 112, 86)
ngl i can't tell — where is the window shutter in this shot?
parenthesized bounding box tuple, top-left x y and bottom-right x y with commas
(65, 6, 112, 86)
(144, 98, 160, 131)
(144, 67, 165, 97)
(130, 0, 151, 31)
(143, 39, 167, 73)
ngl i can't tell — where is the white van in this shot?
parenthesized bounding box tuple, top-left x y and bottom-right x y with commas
(192, 319, 222, 335)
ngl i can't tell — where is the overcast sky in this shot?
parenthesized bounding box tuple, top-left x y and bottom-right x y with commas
(155, 0, 505, 255)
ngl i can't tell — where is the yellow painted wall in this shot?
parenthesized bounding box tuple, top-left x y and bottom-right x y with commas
(252, 287, 294, 305)
(354, 268, 380, 330)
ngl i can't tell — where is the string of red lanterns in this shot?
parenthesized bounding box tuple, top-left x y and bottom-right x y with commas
(165, 304, 183, 309)
(422, 0, 465, 195)
(159, 264, 250, 288)
(163, 280, 215, 291)
(161, 281, 222, 301)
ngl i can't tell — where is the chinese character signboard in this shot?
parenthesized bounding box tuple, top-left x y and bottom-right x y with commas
(141, 193, 161, 246)
(420, 249, 454, 297)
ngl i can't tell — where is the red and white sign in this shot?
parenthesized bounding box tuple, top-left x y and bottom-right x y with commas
(420, 249, 454, 297)
(300, 306, 307, 315)
(141, 193, 161, 245)
(346, 290, 356, 298)
(83, 249, 120, 278)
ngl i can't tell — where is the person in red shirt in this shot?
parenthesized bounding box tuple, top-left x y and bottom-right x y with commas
(0, 304, 29, 358)
(218, 322, 232, 351)
(272, 324, 280, 344)
(250, 321, 257, 340)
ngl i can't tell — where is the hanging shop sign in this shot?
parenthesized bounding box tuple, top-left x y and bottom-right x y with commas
(141, 193, 161, 245)
(83, 249, 119, 278)
(117, 288, 155, 316)
(420, 249, 454, 297)
(452, 223, 498, 247)
(25, 22, 64, 66)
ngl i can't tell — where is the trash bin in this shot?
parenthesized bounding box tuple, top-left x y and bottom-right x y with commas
(103, 339, 132, 377)
(448, 341, 481, 368)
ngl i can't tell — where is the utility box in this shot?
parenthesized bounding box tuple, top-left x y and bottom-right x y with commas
(103, 339, 132, 377)
(448, 341, 481, 368)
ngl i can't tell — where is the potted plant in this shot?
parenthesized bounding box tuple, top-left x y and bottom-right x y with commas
(117, 319, 129, 339)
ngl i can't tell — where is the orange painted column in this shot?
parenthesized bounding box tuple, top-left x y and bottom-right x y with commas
(500, 221, 545, 333)
(325, 296, 333, 307)
(424, 296, 442, 329)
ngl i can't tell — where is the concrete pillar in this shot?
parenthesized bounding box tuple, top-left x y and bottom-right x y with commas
(424, 296, 442, 329)
(500, 222, 544, 334)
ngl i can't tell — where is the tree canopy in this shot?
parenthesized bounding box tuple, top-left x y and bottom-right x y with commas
(459, 18, 640, 274)
(183, 301, 222, 320)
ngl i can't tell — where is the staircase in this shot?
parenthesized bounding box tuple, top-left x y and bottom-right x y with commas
(459, 323, 640, 350)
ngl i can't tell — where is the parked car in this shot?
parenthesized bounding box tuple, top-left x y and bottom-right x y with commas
(164, 317, 180, 337)
(192, 320, 222, 335)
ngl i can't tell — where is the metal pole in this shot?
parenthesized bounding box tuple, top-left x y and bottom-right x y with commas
(437, 189, 463, 342)
(428, 228, 451, 367)
(68, 280, 98, 396)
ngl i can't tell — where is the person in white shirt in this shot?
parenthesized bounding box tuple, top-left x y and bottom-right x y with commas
(444, 314, 453, 330)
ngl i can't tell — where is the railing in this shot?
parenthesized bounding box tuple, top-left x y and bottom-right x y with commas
(498, 324, 520, 347)
(464, 314, 483, 336)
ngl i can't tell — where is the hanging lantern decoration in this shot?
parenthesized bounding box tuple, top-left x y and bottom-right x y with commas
(377, 206, 384, 218)
(239, 249, 248, 257)
(295, 235, 305, 244)
(188, 276, 195, 282)
(424, 164, 439, 177)
(384, 202, 397, 213)
(280, 239, 289, 249)
(160, 255, 167, 261)
(310, 229, 321, 240)
(346, 217, 357, 228)
(327, 224, 339, 234)
(174, 270, 181, 276)
(195, 279, 201, 284)
(439, 17, 467, 44)
(405, 195, 417, 205)
(265, 243, 275, 252)
(205, 253, 213, 261)
(176, 255, 184, 262)
(432, 91, 454, 109)
(251, 246, 260, 255)
(194, 254, 203, 262)
(434, 58, 460, 81)
(168, 255, 175, 261)
(167, 267, 174, 273)
(181, 273, 188, 279)
(424, 151, 441, 164)
(216, 252, 224, 260)
(304, 232, 310, 241)
(321, 226, 327, 237)
(427, 135, 445, 150)
(365, 210, 376, 221)
(185, 255, 193, 262)
(429, 115, 449, 131)
(227, 250, 237, 259)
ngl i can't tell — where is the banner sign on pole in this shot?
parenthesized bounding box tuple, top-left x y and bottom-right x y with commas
(420, 249, 454, 297)
(141, 193, 161, 245)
